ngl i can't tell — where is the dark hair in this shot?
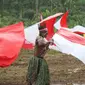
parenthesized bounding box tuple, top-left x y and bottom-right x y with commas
(38, 22, 46, 30)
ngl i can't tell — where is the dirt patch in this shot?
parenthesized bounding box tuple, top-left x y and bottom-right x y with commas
(0, 49, 85, 85)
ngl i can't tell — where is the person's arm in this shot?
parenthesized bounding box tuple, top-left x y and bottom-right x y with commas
(37, 37, 52, 48)
(37, 37, 54, 52)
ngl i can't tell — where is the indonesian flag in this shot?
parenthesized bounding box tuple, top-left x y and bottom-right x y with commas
(54, 11, 68, 30)
(54, 11, 85, 35)
(0, 22, 24, 67)
(52, 28, 85, 64)
(23, 13, 63, 49)
(50, 11, 85, 64)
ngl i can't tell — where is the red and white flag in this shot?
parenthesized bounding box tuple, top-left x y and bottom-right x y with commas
(0, 22, 24, 67)
(54, 11, 85, 35)
(54, 11, 68, 30)
(23, 13, 63, 49)
(51, 11, 85, 64)
(52, 28, 85, 64)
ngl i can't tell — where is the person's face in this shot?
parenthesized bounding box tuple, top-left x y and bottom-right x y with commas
(41, 30, 48, 37)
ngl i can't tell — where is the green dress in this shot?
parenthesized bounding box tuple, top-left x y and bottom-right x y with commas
(26, 36, 50, 85)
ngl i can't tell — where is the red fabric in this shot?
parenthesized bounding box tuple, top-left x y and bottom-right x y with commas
(46, 18, 56, 40)
(57, 28, 85, 45)
(45, 13, 63, 40)
(60, 11, 69, 28)
(74, 31, 85, 35)
(22, 39, 34, 50)
(0, 22, 24, 67)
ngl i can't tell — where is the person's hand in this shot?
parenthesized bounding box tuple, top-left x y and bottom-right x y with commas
(49, 39, 54, 45)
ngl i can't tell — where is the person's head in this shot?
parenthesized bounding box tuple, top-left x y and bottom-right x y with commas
(39, 22, 48, 37)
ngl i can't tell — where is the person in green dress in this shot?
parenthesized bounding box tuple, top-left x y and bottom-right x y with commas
(26, 22, 54, 85)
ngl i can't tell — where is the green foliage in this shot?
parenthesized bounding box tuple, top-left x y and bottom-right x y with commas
(0, 0, 85, 28)
(23, 9, 35, 19)
(0, 15, 19, 27)
(41, 9, 51, 18)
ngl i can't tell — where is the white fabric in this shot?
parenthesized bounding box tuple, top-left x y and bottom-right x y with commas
(54, 18, 61, 30)
(49, 45, 60, 51)
(70, 25, 85, 33)
(24, 23, 39, 45)
(52, 33, 85, 64)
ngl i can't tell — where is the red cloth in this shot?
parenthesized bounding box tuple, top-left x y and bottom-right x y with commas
(22, 39, 34, 50)
(57, 28, 85, 45)
(0, 22, 24, 67)
(60, 11, 69, 28)
(46, 17, 56, 40)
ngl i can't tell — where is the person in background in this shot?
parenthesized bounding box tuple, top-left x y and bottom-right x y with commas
(26, 22, 54, 85)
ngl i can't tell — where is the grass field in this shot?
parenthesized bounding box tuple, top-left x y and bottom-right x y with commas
(0, 49, 85, 85)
